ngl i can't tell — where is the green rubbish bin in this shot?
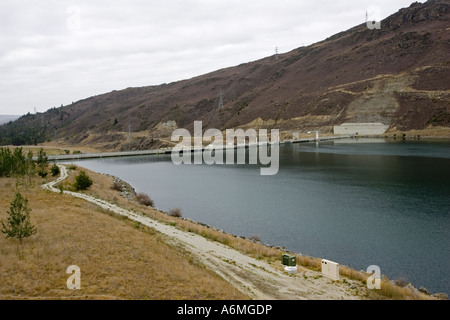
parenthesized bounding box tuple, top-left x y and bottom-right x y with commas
(282, 254, 296, 267)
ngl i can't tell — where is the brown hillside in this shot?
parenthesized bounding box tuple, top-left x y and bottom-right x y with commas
(1, 0, 448, 150)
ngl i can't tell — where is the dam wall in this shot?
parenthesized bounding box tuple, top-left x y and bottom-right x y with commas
(334, 123, 389, 135)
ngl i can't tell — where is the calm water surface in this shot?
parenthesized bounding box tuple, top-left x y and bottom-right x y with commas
(67, 139, 450, 295)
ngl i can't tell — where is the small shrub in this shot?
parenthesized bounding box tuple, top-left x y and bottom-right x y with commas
(37, 169, 48, 178)
(111, 181, 123, 192)
(74, 171, 93, 191)
(168, 207, 182, 218)
(51, 163, 60, 176)
(67, 164, 77, 170)
(249, 234, 261, 242)
(136, 193, 154, 207)
(36, 148, 48, 178)
(393, 277, 410, 288)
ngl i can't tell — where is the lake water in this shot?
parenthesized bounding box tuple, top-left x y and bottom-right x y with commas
(67, 139, 450, 295)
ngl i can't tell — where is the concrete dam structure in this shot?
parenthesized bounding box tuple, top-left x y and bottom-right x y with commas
(334, 123, 389, 135)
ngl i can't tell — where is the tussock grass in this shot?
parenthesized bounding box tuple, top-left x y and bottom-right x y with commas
(168, 207, 182, 218)
(110, 181, 123, 192)
(0, 176, 247, 300)
(135, 193, 154, 207)
(296, 255, 322, 271)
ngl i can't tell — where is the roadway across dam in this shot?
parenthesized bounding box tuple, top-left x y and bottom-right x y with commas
(45, 135, 353, 161)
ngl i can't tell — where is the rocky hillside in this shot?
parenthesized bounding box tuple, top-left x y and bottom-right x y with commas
(1, 0, 448, 149)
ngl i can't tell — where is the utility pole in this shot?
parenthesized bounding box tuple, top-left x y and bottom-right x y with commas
(128, 124, 132, 140)
(275, 46, 279, 61)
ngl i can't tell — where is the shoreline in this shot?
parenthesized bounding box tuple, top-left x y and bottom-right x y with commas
(59, 165, 446, 299)
(45, 164, 365, 300)
(53, 139, 450, 298)
(94, 173, 291, 253)
(122, 175, 449, 298)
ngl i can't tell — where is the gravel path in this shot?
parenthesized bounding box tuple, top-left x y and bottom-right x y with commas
(42, 164, 363, 300)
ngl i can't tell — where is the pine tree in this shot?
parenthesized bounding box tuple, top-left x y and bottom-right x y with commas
(1, 191, 37, 244)
(26, 150, 36, 176)
(74, 171, 93, 191)
(36, 148, 48, 178)
(51, 163, 60, 176)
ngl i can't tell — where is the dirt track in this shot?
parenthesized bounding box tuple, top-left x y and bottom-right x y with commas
(42, 165, 365, 300)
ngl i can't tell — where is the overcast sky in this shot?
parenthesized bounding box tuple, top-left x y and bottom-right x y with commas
(0, 0, 421, 116)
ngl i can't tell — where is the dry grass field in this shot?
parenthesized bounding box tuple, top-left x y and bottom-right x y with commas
(0, 175, 248, 300)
